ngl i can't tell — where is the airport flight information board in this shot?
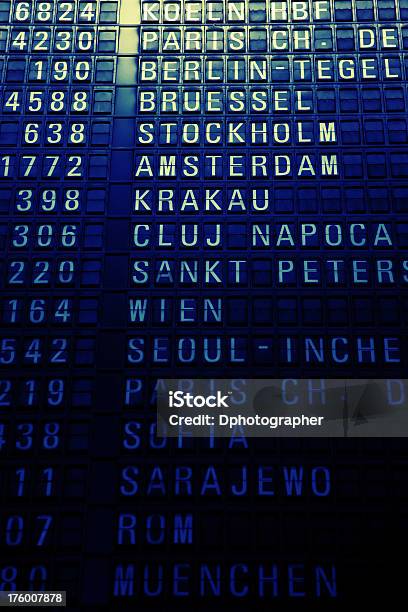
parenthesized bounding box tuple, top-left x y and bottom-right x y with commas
(1, 1, 408, 609)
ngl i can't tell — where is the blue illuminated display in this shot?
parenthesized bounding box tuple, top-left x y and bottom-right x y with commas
(0, 0, 407, 608)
